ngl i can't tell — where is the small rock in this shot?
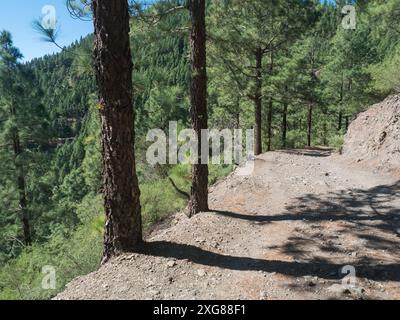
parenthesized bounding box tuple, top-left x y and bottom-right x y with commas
(210, 241, 219, 248)
(351, 287, 365, 296)
(122, 253, 137, 260)
(197, 269, 207, 277)
(330, 283, 366, 296)
(195, 238, 207, 245)
(149, 290, 160, 296)
(342, 287, 352, 295)
(259, 291, 268, 300)
(167, 260, 177, 268)
(327, 284, 351, 295)
(304, 276, 318, 287)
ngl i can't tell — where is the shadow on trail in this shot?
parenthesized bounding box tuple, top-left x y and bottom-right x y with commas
(277, 148, 333, 158)
(139, 181, 400, 282)
(214, 181, 400, 236)
(140, 241, 400, 282)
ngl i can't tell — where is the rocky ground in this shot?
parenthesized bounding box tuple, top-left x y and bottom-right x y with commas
(56, 148, 400, 300)
(343, 94, 400, 176)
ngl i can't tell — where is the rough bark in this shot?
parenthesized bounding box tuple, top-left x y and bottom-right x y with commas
(254, 47, 263, 156)
(307, 104, 313, 147)
(267, 50, 274, 152)
(235, 96, 240, 129)
(267, 96, 273, 151)
(188, 0, 209, 216)
(282, 100, 288, 149)
(92, 0, 142, 263)
(338, 110, 343, 132)
(338, 77, 344, 132)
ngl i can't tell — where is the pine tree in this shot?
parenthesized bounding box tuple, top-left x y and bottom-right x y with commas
(92, 0, 142, 262)
(209, 0, 315, 154)
(0, 31, 49, 246)
(187, 0, 209, 216)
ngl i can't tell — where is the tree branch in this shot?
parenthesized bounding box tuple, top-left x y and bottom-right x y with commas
(168, 176, 190, 200)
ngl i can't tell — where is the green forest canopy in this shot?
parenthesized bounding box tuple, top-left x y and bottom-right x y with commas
(0, 0, 399, 299)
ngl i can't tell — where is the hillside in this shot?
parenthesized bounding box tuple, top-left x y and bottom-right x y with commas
(55, 93, 400, 300)
(2, 0, 400, 301)
(56, 147, 400, 300)
(343, 95, 400, 177)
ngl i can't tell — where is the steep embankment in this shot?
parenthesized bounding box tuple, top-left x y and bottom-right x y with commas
(56, 152, 400, 300)
(343, 95, 400, 177)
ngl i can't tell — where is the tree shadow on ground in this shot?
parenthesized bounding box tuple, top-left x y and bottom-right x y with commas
(276, 181, 400, 264)
(214, 181, 400, 244)
(277, 148, 333, 158)
(140, 240, 400, 281)
(140, 181, 400, 282)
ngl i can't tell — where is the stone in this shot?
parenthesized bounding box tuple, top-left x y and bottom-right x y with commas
(304, 276, 318, 287)
(149, 289, 160, 296)
(327, 284, 351, 295)
(167, 260, 177, 268)
(259, 291, 268, 300)
(351, 287, 365, 296)
(197, 269, 206, 277)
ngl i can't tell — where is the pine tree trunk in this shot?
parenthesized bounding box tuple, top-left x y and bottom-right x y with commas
(338, 77, 343, 132)
(188, 0, 209, 217)
(282, 101, 288, 149)
(267, 96, 273, 151)
(92, 0, 142, 263)
(323, 122, 328, 145)
(11, 126, 31, 246)
(235, 96, 240, 129)
(307, 104, 313, 147)
(345, 115, 349, 131)
(338, 110, 343, 132)
(267, 50, 274, 152)
(254, 47, 263, 156)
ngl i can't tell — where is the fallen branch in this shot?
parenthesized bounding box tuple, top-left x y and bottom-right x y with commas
(168, 176, 190, 200)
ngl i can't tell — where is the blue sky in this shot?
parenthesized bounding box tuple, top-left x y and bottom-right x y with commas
(1, 0, 332, 62)
(0, 0, 93, 62)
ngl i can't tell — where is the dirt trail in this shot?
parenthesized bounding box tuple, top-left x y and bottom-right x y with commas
(56, 150, 400, 300)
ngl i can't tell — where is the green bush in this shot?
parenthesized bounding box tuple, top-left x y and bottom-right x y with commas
(0, 161, 234, 300)
(328, 134, 345, 153)
(0, 216, 103, 300)
(141, 178, 187, 228)
(286, 130, 307, 149)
